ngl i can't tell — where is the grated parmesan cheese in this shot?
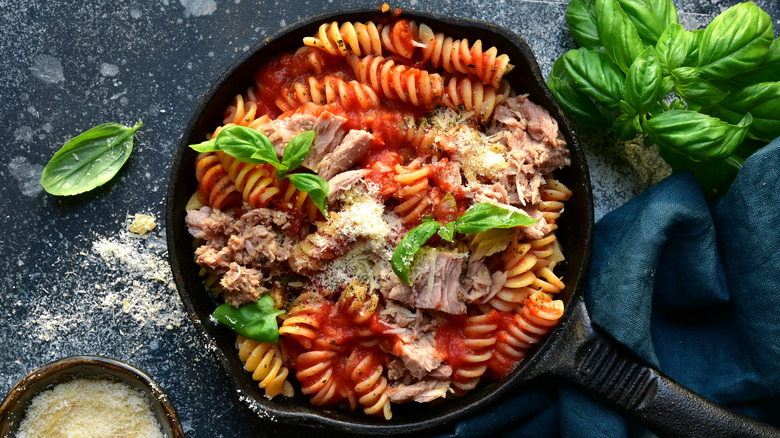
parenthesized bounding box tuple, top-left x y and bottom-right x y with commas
(428, 108, 509, 182)
(16, 378, 165, 438)
(337, 193, 390, 246)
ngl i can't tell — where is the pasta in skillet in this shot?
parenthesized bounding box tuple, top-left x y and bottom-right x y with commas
(184, 14, 570, 420)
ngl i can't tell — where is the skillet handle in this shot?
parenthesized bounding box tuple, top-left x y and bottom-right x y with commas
(545, 300, 780, 438)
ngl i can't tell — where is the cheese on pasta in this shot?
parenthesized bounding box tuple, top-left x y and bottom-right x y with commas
(429, 108, 509, 182)
(16, 378, 165, 438)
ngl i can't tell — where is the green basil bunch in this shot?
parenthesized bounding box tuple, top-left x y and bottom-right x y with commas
(549, 0, 780, 197)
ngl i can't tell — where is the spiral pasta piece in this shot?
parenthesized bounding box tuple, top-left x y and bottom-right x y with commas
(479, 237, 537, 313)
(538, 177, 572, 229)
(442, 75, 506, 122)
(339, 280, 379, 325)
(236, 335, 295, 398)
(347, 54, 444, 108)
(392, 159, 431, 225)
(491, 292, 563, 371)
(279, 297, 325, 349)
(194, 152, 243, 210)
(215, 153, 280, 209)
(344, 350, 393, 419)
(418, 23, 514, 89)
(292, 46, 328, 76)
(400, 118, 437, 153)
(379, 19, 419, 59)
(451, 312, 498, 393)
(295, 348, 342, 406)
(274, 177, 321, 223)
(303, 20, 384, 57)
(276, 75, 381, 112)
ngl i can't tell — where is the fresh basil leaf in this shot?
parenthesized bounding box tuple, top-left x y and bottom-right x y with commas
(706, 81, 780, 142)
(596, 0, 644, 73)
(212, 295, 285, 343)
(216, 125, 283, 169)
(616, 0, 678, 46)
(726, 38, 780, 87)
(280, 130, 314, 177)
(655, 23, 690, 75)
(437, 221, 456, 242)
(547, 74, 614, 128)
(549, 56, 612, 126)
(41, 121, 142, 196)
(286, 172, 329, 218)
(391, 220, 442, 285)
(671, 67, 729, 106)
(624, 47, 664, 114)
(696, 2, 774, 80)
(683, 29, 704, 67)
(189, 138, 217, 153)
(644, 110, 752, 161)
(454, 202, 537, 235)
(561, 48, 626, 110)
(566, 0, 601, 49)
(612, 111, 639, 140)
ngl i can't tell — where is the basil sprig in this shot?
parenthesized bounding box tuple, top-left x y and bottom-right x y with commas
(191, 127, 328, 217)
(41, 121, 142, 196)
(390, 202, 537, 285)
(212, 294, 285, 342)
(551, 0, 779, 198)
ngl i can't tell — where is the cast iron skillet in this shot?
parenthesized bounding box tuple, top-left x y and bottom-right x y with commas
(166, 7, 780, 437)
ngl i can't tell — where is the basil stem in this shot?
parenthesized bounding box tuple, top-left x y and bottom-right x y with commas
(41, 121, 142, 196)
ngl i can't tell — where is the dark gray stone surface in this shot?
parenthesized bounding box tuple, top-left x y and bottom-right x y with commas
(1, 0, 777, 436)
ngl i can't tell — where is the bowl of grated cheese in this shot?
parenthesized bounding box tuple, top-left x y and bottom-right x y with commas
(0, 355, 185, 438)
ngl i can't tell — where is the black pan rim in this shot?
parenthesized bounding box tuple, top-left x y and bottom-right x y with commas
(166, 7, 594, 435)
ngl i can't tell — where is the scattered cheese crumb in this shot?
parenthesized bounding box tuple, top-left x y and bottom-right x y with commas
(128, 214, 156, 235)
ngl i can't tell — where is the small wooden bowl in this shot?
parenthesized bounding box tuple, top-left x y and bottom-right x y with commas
(0, 355, 185, 437)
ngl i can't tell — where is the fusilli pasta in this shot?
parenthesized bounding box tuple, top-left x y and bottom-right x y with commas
(184, 13, 572, 421)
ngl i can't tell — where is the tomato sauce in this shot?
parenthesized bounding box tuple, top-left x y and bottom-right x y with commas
(489, 311, 525, 379)
(434, 315, 470, 371)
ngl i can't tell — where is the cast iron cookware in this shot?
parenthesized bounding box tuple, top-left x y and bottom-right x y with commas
(166, 7, 780, 437)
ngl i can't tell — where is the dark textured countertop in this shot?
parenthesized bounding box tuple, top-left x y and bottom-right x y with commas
(1, 0, 777, 436)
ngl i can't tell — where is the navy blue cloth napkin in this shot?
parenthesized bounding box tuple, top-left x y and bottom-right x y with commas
(438, 136, 780, 437)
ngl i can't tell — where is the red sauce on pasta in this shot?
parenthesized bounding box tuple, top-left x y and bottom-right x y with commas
(434, 315, 470, 371)
(489, 312, 526, 378)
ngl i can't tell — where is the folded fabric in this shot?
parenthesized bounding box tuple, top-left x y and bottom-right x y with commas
(437, 136, 780, 438)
